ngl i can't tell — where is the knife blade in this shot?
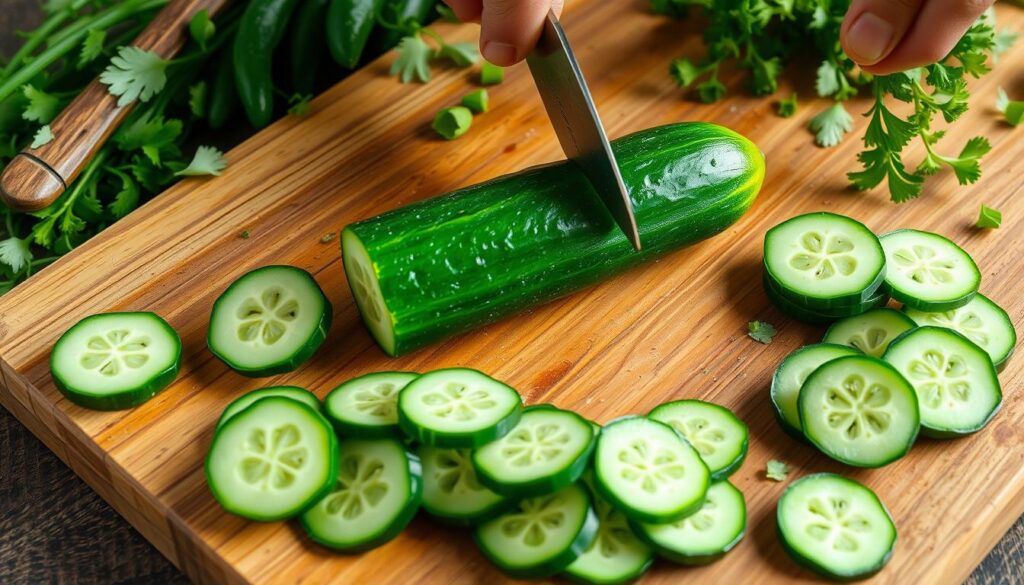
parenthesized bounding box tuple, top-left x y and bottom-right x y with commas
(526, 10, 641, 250)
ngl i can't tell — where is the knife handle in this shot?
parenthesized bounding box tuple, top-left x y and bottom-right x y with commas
(0, 0, 230, 212)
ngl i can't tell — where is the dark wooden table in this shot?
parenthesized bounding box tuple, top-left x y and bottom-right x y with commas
(0, 3, 1021, 584)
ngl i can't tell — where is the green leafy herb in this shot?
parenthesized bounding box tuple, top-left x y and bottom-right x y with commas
(99, 46, 169, 107)
(176, 146, 227, 177)
(79, 29, 106, 68)
(391, 34, 433, 83)
(777, 93, 797, 118)
(653, 2, 1005, 203)
(997, 88, 1024, 126)
(480, 62, 504, 85)
(748, 320, 777, 344)
(0, 237, 33, 272)
(189, 10, 216, 51)
(188, 82, 207, 118)
(31, 125, 54, 148)
(432, 106, 473, 140)
(462, 89, 489, 114)
(240, 230, 251, 239)
(766, 459, 789, 482)
(287, 94, 312, 117)
(320, 232, 336, 244)
(22, 85, 61, 124)
(977, 205, 1002, 229)
(810, 102, 852, 148)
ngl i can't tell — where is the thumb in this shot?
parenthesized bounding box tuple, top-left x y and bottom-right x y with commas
(841, 0, 924, 68)
(480, 0, 560, 66)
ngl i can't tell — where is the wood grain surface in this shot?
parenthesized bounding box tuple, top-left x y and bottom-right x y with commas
(2, 1, 1024, 584)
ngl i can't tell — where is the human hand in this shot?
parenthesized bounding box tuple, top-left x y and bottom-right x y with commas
(443, 0, 565, 66)
(841, 0, 995, 75)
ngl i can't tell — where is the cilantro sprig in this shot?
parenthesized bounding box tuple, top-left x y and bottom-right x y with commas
(655, 1, 1012, 203)
(386, 18, 480, 84)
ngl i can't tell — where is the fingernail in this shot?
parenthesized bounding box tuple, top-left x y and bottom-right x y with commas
(482, 41, 518, 66)
(845, 12, 894, 64)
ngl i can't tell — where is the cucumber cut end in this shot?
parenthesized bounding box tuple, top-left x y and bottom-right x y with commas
(342, 229, 397, 356)
(636, 480, 746, 565)
(880, 229, 980, 312)
(903, 293, 1017, 370)
(647, 400, 748, 480)
(823, 308, 917, 358)
(771, 343, 861, 434)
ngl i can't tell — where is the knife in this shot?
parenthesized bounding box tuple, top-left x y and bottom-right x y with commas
(526, 9, 641, 250)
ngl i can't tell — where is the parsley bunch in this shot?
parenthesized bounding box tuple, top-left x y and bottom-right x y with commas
(654, 1, 1017, 203)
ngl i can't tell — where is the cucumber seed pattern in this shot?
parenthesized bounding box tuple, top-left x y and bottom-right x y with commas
(80, 329, 151, 375)
(790, 231, 857, 279)
(433, 449, 487, 494)
(238, 424, 308, 490)
(843, 328, 894, 357)
(906, 349, 971, 410)
(912, 308, 989, 351)
(422, 382, 498, 421)
(660, 416, 726, 463)
(323, 454, 388, 519)
(890, 245, 955, 285)
(825, 375, 892, 439)
(499, 493, 567, 547)
(236, 287, 299, 345)
(501, 423, 572, 467)
(803, 495, 872, 552)
(350, 261, 385, 324)
(355, 382, 401, 419)
(617, 439, 686, 493)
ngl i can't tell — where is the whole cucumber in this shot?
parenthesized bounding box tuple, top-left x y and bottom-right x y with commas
(341, 122, 765, 356)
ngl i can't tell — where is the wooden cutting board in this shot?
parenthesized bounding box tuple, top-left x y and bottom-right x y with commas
(2, 1, 1023, 583)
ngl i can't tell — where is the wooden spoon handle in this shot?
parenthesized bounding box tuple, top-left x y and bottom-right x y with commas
(0, 0, 231, 212)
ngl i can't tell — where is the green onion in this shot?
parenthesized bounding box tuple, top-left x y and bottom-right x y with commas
(480, 62, 504, 85)
(432, 106, 473, 140)
(461, 89, 489, 114)
(976, 205, 1002, 229)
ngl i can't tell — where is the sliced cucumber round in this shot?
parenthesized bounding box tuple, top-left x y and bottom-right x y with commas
(51, 312, 181, 410)
(903, 293, 1016, 371)
(473, 405, 596, 498)
(777, 473, 896, 580)
(799, 355, 919, 468)
(208, 265, 332, 377)
(883, 326, 1001, 437)
(647, 400, 748, 479)
(475, 482, 598, 579)
(300, 438, 422, 551)
(397, 368, 522, 448)
(880, 229, 980, 312)
(594, 416, 710, 524)
(764, 272, 889, 325)
(418, 445, 507, 525)
(216, 386, 321, 429)
(823, 308, 917, 358)
(324, 371, 419, 438)
(764, 212, 885, 307)
(205, 397, 338, 521)
(634, 480, 746, 565)
(564, 486, 653, 585)
(771, 343, 861, 435)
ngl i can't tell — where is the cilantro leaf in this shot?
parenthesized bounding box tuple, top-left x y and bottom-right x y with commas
(79, 29, 106, 68)
(22, 85, 60, 124)
(748, 320, 777, 344)
(766, 459, 789, 482)
(815, 60, 840, 97)
(189, 10, 216, 51)
(777, 93, 797, 118)
(31, 125, 54, 149)
(976, 205, 1002, 229)
(944, 137, 991, 185)
(670, 58, 704, 88)
(997, 88, 1024, 126)
(0, 237, 33, 272)
(176, 146, 227, 177)
(189, 82, 206, 118)
(108, 169, 140, 219)
(849, 146, 923, 203)
(390, 35, 432, 83)
(114, 115, 182, 165)
(696, 78, 726, 103)
(99, 47, 169, 107)
(809, 102, 852, 148)
(748, 53, 780, 96)
(436, 42, 479, 67)
(288, 94, 312, 117)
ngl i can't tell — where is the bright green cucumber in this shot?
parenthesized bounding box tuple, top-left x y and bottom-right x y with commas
(763, 272, 889, 325)
(647, 400, 748, 480)
(903, 293, 1017, 370)
(216, 386, 321, 428)
(324, 371, 419, 438)
(634, 480, 746, 565)
(822, 308, 917, 358)
(341, 123, 764, 355)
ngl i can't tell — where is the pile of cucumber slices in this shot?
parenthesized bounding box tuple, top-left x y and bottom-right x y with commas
(203, 367, 753, 582)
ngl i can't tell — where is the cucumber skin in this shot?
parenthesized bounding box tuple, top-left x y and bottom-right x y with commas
(343, 122, 764, 356)
(777, 473, 896, 581)
(51, 313, 182, 411)
(207, 266, 333, 377)
(764, 273, 889, 325)
(300, 446, 423, 552)
(769, 343, 861, 440)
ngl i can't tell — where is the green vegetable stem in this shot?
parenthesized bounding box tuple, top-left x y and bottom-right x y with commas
(327, 0, 384, 69)
(432, 106, 472, 139)
(233, 0, 302, 128)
